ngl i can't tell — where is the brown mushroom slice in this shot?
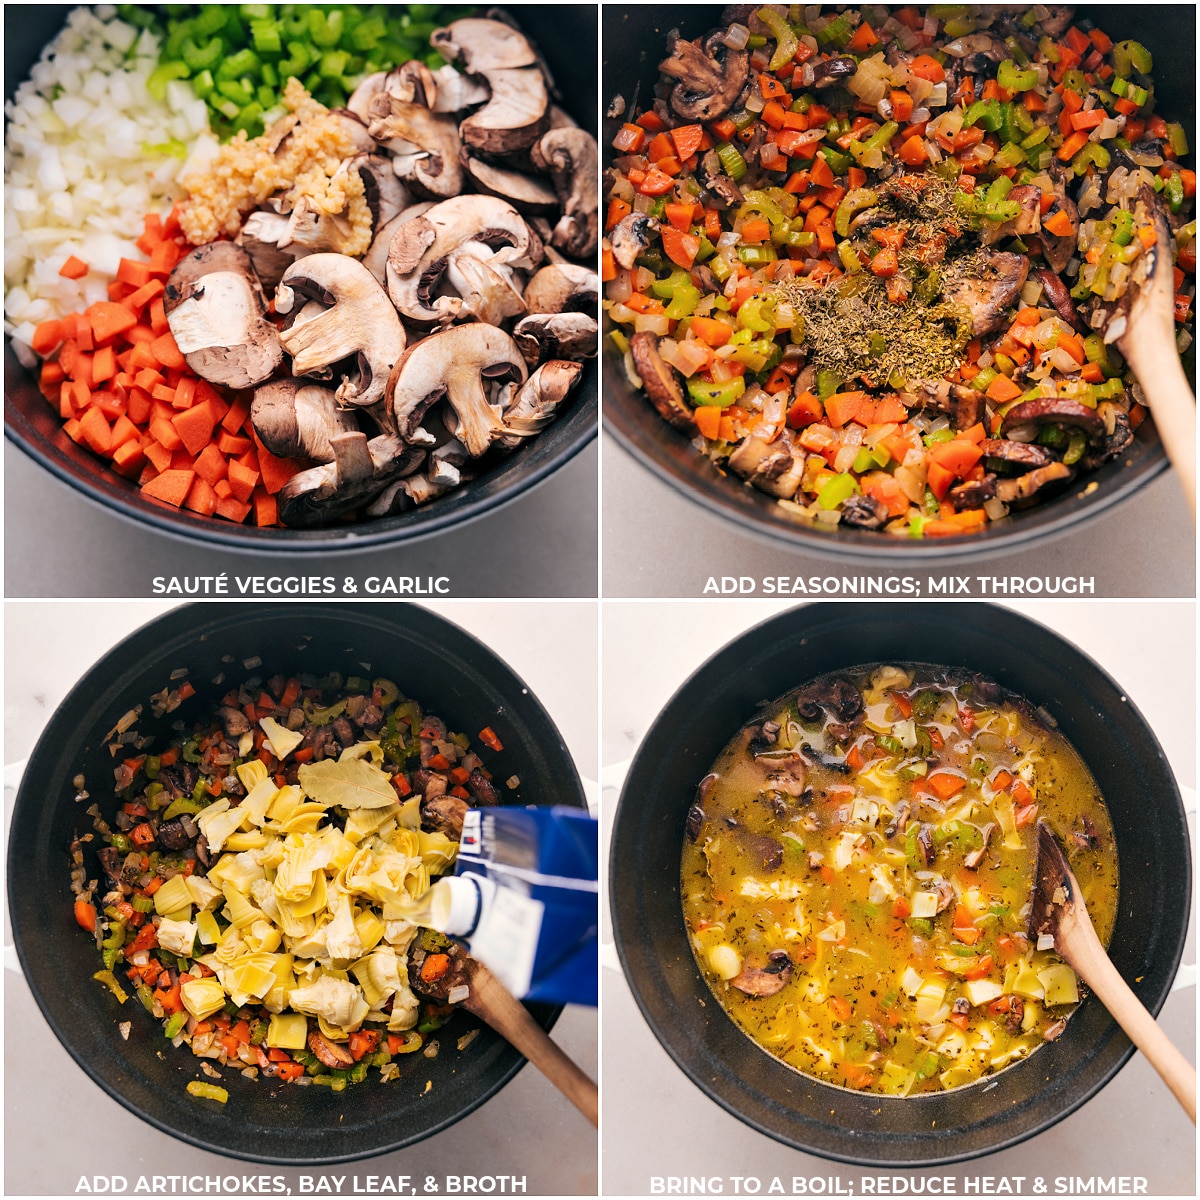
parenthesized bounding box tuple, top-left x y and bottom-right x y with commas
(610, 213, 658, 272)
(1000, 397, 1105, 445)
(1039, 196, 1079, 274)
(430, 64, 492, 113)
(513, 312, 597, 367)
(523, 263, 599, 315)
(460, 68, 550, 155)
(728, 431, 806, 499)
(1034, 266, 1085, 331)
(995, 461, 1073, 504)
(431, 19, 549, 154)
(346, 70, 387, 124)
(251, 380, 359, 463)
(368, 92, 463, 201)
(385, 194, 539, 324)
(980, 438, 1057, 472)
(308, 1031, 355, 1069)
(362, 206, 432, 289)
(629, 330, 696, 433)
(163, 242, 283, 389)
(659, 29, 750, 122)
(237, 210, 303, 293)
(730, 950, 793, 998)
(1082, 401, 1135, 469)
(943, 252, 1029, 335)
(421, 793, 470, 839)
(963, 823, 996, 869)
(444, 245, 527, 326)
(387, 324, 527, 458)
(496, 359, 583, 449)
(462, 155, 559, 213)
(531, 127, 598, 259)
(948, 476, 997, 511)
(839, 493, 888, 528)
(277, 432, 424, 527)
(276, 254, 406, 409)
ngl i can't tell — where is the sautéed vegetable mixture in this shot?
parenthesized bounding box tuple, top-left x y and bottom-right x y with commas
(681, 664, 1118, 1096)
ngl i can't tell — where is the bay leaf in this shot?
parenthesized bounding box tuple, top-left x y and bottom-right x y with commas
(298, 756, 397, 810)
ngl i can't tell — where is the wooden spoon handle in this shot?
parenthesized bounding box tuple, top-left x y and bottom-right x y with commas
(465, 962, 598, 1126)
(1064, 918, 1196, 1122)
(1122, 309, 1197, 519)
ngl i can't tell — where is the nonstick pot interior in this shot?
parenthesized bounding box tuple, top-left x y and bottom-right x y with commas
(602, 5, 1194, 562)
(8, 602, 586, 1165)
(2, 5, 596, 553)
(610, 602, 1190, 1166)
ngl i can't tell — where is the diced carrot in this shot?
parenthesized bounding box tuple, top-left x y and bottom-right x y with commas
(809, 154, 835, 189)
(787, 389, 824, 429)
(141, 468, 195, 508)
(193, 443, 229, 487)
(31, 319, 65, 356)
(926, 459, 956, 501)
(847, 22, 878, 52)
(125, 278, 166, 311)
(985, 374, 1023, 403)
(59, 255, 89, 279)
(647, 131, 675, 163)
(897, 134, 928, 166)
(87, 301, 138, 345)
(693, 406, 722, 439)
(148, 239, 182, 278)
(930, 439, 984, 478)
(184, 474, 218, 517)
(1057, 130, 1090, 162)
(215, 495, 252, 523)
(611, 123, 645, 154)
(111, 440, 145, 477)
(253, 488, 278, 527)
(661, 226, 700, 269)
(909, 54, 945, 83)
(250, 431, 305, 495)
(171, 401, 216, 457)
(823, 391, 870, 428)
(78, 407, 113, 455)
(150, 332, 186, 370)
(143, 439, 173, 473)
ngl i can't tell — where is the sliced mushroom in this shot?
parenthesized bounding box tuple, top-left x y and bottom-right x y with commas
(1000, 397, 1106, 445)
(963, 823, 996, 869)
(629, 331, 696, 432)
(839, 493, 887, 528)
(727, 430, 806, 499)
(795, 677, 864, 725)
(421, 793, 470, 839)
(1034, 266, 1084, 331)
(461, 154, 560, 213)
(251, 380, 360, 462)
(386, 194, 539, 324)
(276, 254, 406, 408)
(367, 92, 463, 200)
(445, 243, 528, 325)
(981, 438, 1057, 472)
(610, 213, 657, 271)
(948, 476, 997, 511)
(163, 242, 283, 389)
(659, 29, 749, 122)
(349, 153, 408, 231)
(512, 312, 597, 366)
(496, 359, 583, 449)
(812, 57, 857, 87)
(386, 324, 527, 457)
(1039, 196, 1079, 274)
(523, 263, 599, 315)
(309, 1031, 355, 1069)
(530, 126, 598, 258)
(277, 432, 424, 526)
(362, 205, 433, 289)
(237, 210, 303, 293)
(1082, 401, 1134, 469)
(430, 63, 492, 113)
(432, 19, 549, 154)
(943, 252, 1029, 335)
(994, 461, 1073, 504)
(730, 950, 793, 998)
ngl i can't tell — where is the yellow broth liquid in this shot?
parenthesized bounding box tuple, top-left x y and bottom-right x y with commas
(681, 665, 1118, 1096)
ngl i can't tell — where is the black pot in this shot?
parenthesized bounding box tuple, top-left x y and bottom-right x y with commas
(3, 6, 596, 552)
(610, 602, 1190, 1166)
(602, 5, 1195, 562)
(7, 602, 586, 1164)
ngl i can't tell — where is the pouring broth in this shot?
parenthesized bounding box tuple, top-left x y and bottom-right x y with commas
(681, 664, 1119, 1096)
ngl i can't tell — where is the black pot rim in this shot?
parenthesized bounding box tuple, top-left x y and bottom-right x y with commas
(9, 601, 585, 1164)
(610, 601, 1190, 1167)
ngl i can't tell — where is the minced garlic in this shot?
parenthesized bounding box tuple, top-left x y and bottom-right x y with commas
(179, 79, 372, 257)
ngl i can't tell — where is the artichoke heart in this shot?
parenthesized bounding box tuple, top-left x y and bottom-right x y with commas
(185, 875, 224, 911)
(260, 716, 306, 761)
(158, 917, 198, 957)
(266, 1011, 309, 1049)
(196, 799, 249, 854)
(241, 776, 280, 826)
(351, 946, 401, 1010)
(181, 976, 227, 1021)
(289, 973, 369, 1032)
(207, 850, 266, 894)
(219, 951, 283, 1006)
(154, 873, 194, 918)
(237, 759, 270, 791)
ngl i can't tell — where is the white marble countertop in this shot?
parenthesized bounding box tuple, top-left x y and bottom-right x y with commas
(601, 599, 1196, 1196)
(3, 600, 598, 1197)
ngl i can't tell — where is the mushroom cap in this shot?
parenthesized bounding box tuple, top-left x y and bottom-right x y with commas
(496, 359, 583, 449)
(659, 29, 750, 122)
(444, 245, 527, 326)
(629, 331, 696, 433)
(610, 213, 657, 272)
(523, 263, 599, 315)
(513, 312, 598, 367)
(237, 209, 303, 293)
(386, 324, 528, 458)
(276, 253, 407, 409)
(277, 432, 425, 527)
(163, 241, 283, 389)
(251, 379, 360, 463)
(385, 194, 538, 325)
(367, 93, 464, 201)
(431, 18, 538, 71)
(459, 68, 550, 156)
(531, 127, 599, 258)
(461, 154, 560, 214)
(362, 205, 432, 289)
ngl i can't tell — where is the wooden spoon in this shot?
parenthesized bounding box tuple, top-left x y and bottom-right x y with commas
(1102, 185, 1196, 518)
(417, 946, 598, 1126)
(1028, 820, 1195, 1121)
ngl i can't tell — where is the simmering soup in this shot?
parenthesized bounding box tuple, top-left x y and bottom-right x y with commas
(681, 665, 1118, 1096)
